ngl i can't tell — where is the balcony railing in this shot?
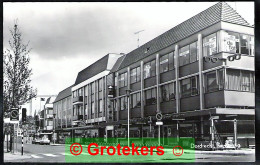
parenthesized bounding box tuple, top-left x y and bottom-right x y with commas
(73, 96, 83, 105)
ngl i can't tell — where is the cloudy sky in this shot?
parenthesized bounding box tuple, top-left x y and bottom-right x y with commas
(3, 2, 254, 96)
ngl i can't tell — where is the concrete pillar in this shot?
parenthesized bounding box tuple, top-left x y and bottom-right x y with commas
(198, 33, 205, 110)
(140, 61, 144, 118)
(156, 54, 160, 113)
(127, 67, 131, 119)
(174, 45, 180, 113)
(234, 119, 237, 149)
(116, 72, 120, 121)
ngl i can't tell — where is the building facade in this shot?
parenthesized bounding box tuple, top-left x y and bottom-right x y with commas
(54, 2, 255, 148)
(53, 85, 73, 143)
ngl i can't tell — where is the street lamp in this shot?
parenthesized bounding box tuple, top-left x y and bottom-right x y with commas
(53, 113, 56, 144)
(126, 89, 131, 147)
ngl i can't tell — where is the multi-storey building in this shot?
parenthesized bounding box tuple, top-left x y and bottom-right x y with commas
(53, 85, 73, 143)
(54, 2, 255, 148)
(38, 96, 56, 141)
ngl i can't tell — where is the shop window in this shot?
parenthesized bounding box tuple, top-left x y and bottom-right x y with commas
(160, 83, 175, 102)
(144, 60, 156, 79)
(179, 45, 190, 66)
(131, 92, 141, 108)
(145, 88, 157, 105)
(190, 41, 198, 63)
(203, 33, 217, 56)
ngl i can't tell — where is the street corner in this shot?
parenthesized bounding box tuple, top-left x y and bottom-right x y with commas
(4, 152, 32, 162)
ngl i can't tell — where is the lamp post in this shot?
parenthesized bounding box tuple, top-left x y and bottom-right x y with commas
(126, 89, 131, 147)
(53, 113, 56, 144)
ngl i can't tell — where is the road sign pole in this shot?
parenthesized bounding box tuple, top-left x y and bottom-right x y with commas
(158, 125, 160, 146)
(21, 128, 23, 155)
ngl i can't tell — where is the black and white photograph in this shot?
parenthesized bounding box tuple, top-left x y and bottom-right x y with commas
(3, 1, 255, 163)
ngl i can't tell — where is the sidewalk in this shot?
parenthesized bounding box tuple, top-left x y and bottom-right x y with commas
(4, 151, 32, 162)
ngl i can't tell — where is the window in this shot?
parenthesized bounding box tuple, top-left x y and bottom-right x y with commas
(136, 67, 141, 82)
(160, 52, 174, 73)
(131, 92, 141, 108)
(169, 52, 174, 70)
(130, 67, 140, 84)
(190, 42, 198, 63)
(225, 69, 254, 92)
(203, 33, 217, 56)
(221, 31, 254, 56)
(120, 96, 128, 111)
(145, 88, 157, 105)
(249, 36, 254, 56)
(119, 72, 127, 87)
(160, 54, 169, 73)
(191, 76, 199, 95)
(130, 68, 137, 83)
(144, 60, 156, 79)
(181, 78, 191, 97)
(222, 31, 240, 53)
(115, 75, 118, 87)
(179, 45, 190, 66)
(160, 83, 175, 102)
(98, 79, 102, 91)
(240, 34, 250, 55)
(78, 88, 83, 96)
(98, 100, 103, 113)
(181, 76, 199, 97)
(206, 69, 224, 92)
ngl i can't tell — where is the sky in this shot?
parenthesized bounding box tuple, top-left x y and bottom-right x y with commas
(3, 2, 254, 99)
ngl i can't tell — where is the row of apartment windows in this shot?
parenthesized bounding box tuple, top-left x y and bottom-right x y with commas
(118, 69, 254, 110)
(117, 30, 254, 88)
(72, 78, 105, 118)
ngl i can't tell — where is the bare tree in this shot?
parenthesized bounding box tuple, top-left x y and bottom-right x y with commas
(3, 21, 37, 118)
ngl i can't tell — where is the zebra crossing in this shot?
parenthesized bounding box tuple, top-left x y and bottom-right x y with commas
(30, 152, 104, 159)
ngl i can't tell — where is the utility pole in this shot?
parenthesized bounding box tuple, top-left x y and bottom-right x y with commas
(134, 30, 145, 48)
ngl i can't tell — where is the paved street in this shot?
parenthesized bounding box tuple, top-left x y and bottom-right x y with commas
(4, 143, 255, 163)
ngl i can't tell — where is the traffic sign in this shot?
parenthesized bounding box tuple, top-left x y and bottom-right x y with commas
(10, 108, 19, 121)
(156, 121, 163, 125)
(156, 113, 162, 121)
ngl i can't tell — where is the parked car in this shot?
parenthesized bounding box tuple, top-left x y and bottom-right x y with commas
(32, 139, 41, 144)
(40, 138, 50, 145)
